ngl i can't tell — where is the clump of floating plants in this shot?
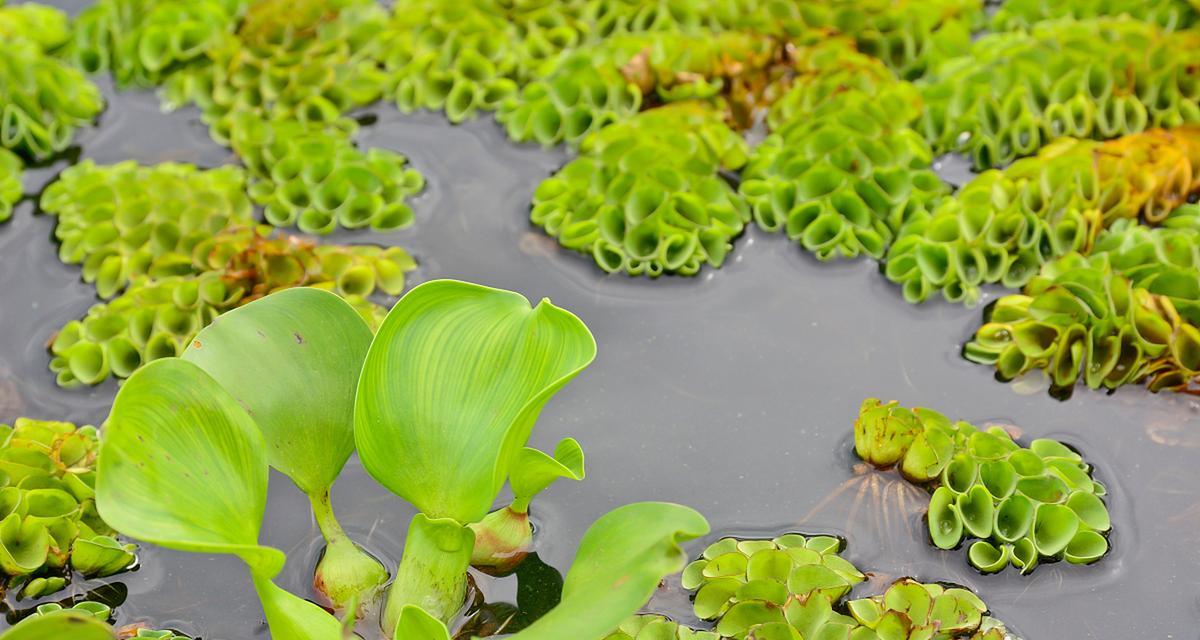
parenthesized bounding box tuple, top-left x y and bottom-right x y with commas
(499, 30, 777, 147)
(966, 205, 1200, 396)
(918, 18, 1200, 169)
(531, 102, 750, 277)
(885, 126, 1200, 305)
(47, 229, 415, 387)
(0, 2, 69, 52)
(0, 601, 192, 639)
(676, 533, 1014, 639)
(0, 38, 103, 163)
(0, 148, 19, 223)
(69, 0, 245, 87)
(0, 419, 136, 600)
(231, 116, 425, 234)
(989, 0, 1198, 32)
(94, 280, 710, 639)
(162, 0, 389, 145)
(40, 161, 254, 298)
(743, 38, 948, 261)
(854, 399, 1112, 573)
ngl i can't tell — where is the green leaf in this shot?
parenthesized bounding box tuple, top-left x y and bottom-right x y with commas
(96, 358, 283, 577)
(182, 287, 372, 495)
(510, 437, 586, 511)
(252, 575, 347, 640)
(355, 279, 597, 523)
(393, 605, 452, 640)
(511, 502, 709, 640)
(0, 611, 115, 640)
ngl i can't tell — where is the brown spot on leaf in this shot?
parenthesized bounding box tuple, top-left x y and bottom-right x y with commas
(294, 332, 305, 344)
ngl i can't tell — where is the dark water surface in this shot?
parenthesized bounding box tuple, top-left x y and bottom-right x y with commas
(1, 33, 1199, 640)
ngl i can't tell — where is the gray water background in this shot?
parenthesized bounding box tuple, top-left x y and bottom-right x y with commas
(0, 12, 1198, 638)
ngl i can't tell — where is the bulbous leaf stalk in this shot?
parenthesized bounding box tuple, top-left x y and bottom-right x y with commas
(309, 489, 388, 610)
(383, 514, 475, 635)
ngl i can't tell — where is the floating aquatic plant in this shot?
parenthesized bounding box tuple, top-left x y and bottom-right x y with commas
(230, 116, 425, 234)
(990, 0, 1199, 32)
(602, 616, 718, 640)
(531, 102, 750, 277)
(181, 287, 387, 610)
(677, 532, 1015, 639)
(0, 419, 136, 600)
(0, 39, 104, 162)
(0, 608, 116, 640)
(41, 161, 254, 298)
(0, 148, 19, 223)
(854, 399, 1112, 573)
(744, 39, 948, 261)
(0, 3, 70, 52)
(919, 18, 1200, 169)
(885, 127, 1200, 305)
(96, 279, 710, 639)
(18, 600, 192, 639)
(69, 0, 245, 87)
(499, 30, 776, 146)
(162, 0, 389, 145)
(965, 205, 1200, 395)
(47, 230, 414, 386)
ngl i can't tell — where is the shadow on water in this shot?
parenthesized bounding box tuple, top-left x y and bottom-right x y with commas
(0, 40, 1198, 640)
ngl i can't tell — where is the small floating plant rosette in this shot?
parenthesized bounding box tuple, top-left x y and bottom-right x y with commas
(853, 399, 1112, 574)
(666, 533, 1017, 640)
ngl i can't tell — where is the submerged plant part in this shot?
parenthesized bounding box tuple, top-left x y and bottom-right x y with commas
(965, 205, 1200, 395)
(181, 288, 387, 610)
(530, 102, 750, 277)
(230, 117, 425, 235)
(162, 0, 389, 145)
(744, 39, 947, 261)
(0, 3, 70, 52)
(885, 127, 1200, 305)
(41, 161, 254, 299)
(69, 0, 244, 87)
(990, 0, 1199, 32)
(47, 231, 413, 386)
(0, 419, 136, 599)
(919, 18, 1200, 169)
(0, 148, 19, 224)
(0, 39, 104, 162)
(854, 399, 1112, 573)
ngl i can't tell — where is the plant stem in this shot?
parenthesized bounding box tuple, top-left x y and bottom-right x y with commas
(383, 513, 475, 635)
(308, 488, 389, 610)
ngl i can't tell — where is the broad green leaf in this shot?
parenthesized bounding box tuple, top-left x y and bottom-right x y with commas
(96, 358, 284, 577)
(0, 611, 115, 640)
(393, 605, 452, 640)
(182, 288, 373, 495)
(509, 437, 586, 511)
(511, 502, 710, 640)
(252, 575, 345, 640)
(355, 280, 597, 523)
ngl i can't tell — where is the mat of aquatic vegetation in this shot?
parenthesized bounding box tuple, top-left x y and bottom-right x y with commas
(0, 12, 1197, 640)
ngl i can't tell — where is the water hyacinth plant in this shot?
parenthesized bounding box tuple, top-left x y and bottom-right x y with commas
(854, 399, 1112, 573)
(965, 205, 1200, 396)
(0, 419, 136, 600)
(989, 0, 1199, 32)
(0, 2, 70, 52)
(95, 280, 711, 639)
